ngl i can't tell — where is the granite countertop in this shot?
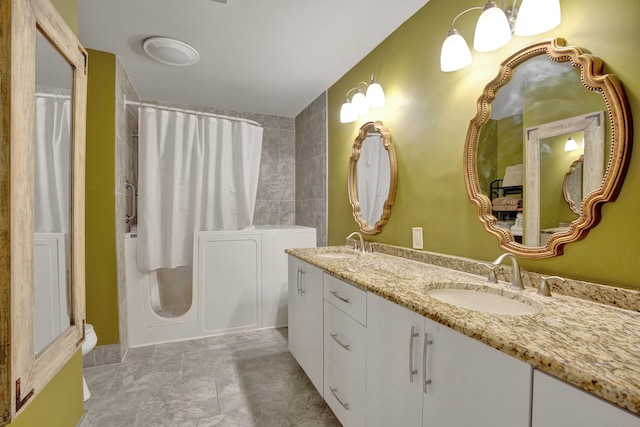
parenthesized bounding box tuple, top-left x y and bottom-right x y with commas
(286, 245, 640, 416)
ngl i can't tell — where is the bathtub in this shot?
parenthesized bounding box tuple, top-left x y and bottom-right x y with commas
(125, 226, 316, 347)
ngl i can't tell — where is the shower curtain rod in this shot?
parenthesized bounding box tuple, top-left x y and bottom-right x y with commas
(36, 92, 71, 100)
(124, 99, 261, 127)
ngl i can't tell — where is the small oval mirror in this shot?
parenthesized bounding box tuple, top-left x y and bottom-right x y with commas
(348, 121, 397, 235)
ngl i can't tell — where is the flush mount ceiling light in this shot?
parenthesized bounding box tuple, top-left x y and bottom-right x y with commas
(143, 37, 200, 66)
(440, 0, 561, 72)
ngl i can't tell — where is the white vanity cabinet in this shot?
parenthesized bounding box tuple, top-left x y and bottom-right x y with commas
(323, 274, 367, 427)
(532, 370, 640, 427)
(287, 257, 324, 394)
(366, 292, 425, 427)
(366, 292, 532, 427)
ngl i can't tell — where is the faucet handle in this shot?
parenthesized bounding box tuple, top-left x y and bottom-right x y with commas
(482, 263, 498, 284)
(538, 275, 566, 297)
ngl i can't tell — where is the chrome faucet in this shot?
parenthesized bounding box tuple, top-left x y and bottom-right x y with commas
(490, 253, 524, 290)
(537, 275, 566, 297)
(346, 231, 365, 253)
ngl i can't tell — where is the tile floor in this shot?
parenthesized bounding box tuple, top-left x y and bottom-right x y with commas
(80, 328, 341, 427)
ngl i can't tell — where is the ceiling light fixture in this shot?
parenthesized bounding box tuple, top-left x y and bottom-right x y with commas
(339, 74, 386, 124)
(143, 37, 200, 66)
(440, 0, 561, 72)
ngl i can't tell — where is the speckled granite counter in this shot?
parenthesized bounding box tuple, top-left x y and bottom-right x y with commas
(286, 245, 640, 416)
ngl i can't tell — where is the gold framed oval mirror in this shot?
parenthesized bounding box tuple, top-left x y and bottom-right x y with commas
(464, 38, 632, 258)
(348, 121, 398, 235)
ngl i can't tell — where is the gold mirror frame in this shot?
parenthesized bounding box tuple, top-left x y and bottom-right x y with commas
(1, 0, 87, 422)
(563, 155, 584, 215)
(348, 121, 398, 235)
(464, 38, 632, 259)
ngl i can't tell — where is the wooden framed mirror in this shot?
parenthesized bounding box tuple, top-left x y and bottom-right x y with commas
(464, 38, 632, 258)
(348, 121, 398, 235)
(1, 0, 87, 422)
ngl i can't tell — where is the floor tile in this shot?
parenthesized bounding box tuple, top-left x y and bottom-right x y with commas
(80, 328, 340, 427)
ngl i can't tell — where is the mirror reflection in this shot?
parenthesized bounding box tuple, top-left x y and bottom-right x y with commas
(476, 52, 608, 247)
(563, 155, 584, 214)
(465, 39, 632, 258)
(33, 30, 73, 355)
(348, 121, 397, 235)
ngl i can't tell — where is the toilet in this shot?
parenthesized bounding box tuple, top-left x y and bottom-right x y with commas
(81, 324, 98, 401)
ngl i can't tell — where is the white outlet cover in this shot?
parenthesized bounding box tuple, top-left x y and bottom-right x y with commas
(412, 227, 423, 249)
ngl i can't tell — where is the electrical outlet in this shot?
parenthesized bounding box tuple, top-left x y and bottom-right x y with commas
(412, 227, 423, 249)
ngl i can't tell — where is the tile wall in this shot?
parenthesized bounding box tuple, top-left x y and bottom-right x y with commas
(295, 93, 327, 246)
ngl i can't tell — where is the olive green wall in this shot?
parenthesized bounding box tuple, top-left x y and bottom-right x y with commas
(328, 0, 640, 290)
(50, 0, 77, 33)
(9, 352, 83, 427)
(86, 48, 119, 344)
(8, 2, 84, 426)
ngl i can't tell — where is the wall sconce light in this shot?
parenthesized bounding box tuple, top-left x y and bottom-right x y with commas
(440, 0, 561, 72)
(564, 135, 578, 152)
(340, 74, 386, 124)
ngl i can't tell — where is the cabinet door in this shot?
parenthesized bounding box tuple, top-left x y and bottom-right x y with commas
(532, 370, 640, 427)
(423, 317, 531, 427)
(287, 257, 324, 394)
(366, 292, 424, 427)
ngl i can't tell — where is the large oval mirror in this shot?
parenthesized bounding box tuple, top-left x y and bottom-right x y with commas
(348, 121, 398, 235)
(464, 39, 632, 258)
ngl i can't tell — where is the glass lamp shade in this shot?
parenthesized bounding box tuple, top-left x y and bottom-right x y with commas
(564, 137, 578, 152)
(340, 100, 357, 123)
(514, 0, 561, 36)
(441, 29, 472, 72)
(365, 78, 386, 108)
(473, 2, 512, 52)
(351, 90, 369, 115)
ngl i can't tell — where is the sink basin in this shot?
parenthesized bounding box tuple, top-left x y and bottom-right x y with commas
(317, 252, 360, 259)
(427, 287, 541, 316)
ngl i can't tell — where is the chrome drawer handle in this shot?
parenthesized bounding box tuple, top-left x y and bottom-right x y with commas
(330, 333, 350, 351)
(299, 268, 306, 295)
(409, 325, 419, 383)
(329, 386, 350, 411)
(423, 332, 433, 394)
(329, 290, 350, 304)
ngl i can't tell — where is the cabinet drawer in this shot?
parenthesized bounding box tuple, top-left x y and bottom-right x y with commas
(324, 357, 365, 427)
(324, 301, 366, 387)
(323, 273, 366, 325)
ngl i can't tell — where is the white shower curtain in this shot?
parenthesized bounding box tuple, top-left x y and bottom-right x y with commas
(34, 94, 71, 235)
(137, 106, 263, 271)
(357, 134, 390, 225)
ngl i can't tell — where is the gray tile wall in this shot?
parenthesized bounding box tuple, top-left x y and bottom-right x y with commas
(113, 57, 139, 363)
(295, 93, 327, 246)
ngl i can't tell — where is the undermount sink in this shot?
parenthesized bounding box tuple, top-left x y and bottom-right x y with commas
(427, 286, 541, 316)
(316, 252, 360, 259)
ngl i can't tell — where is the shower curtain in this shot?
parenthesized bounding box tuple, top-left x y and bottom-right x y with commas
(34, 93, 71, 235)
(137, 106, 264, 271)
(357, 134, 390, 224)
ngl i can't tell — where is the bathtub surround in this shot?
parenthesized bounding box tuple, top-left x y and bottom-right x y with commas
(125, 227, 316, 347)
(295, 92, 328, 247)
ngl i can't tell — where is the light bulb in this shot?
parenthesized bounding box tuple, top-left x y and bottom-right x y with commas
(564, 136, 578, 152)
(340, 100, 357, 124)
(474, 1, 512, 52)
(441, 29, 472, 72)
(514, 0, 561, 36)
(351, 90, 369, 115)
(365, 76, 386, 108)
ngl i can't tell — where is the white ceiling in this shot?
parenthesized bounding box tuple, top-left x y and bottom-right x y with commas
(78, 0, 431, 118)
